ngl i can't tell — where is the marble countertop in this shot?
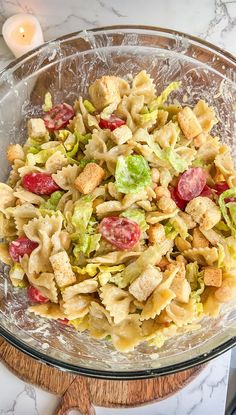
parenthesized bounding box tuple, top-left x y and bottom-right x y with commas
(0, 0, 236, 414)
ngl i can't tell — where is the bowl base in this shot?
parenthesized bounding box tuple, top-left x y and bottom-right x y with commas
(0, 337, 206, 414)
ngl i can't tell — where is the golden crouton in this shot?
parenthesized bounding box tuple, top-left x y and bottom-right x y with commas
(129, 265, 163, 302)
(177, 107, 202, 140)
(192, 228, 209, 248)
(7, 144, 24, 164)
(111, 125, 132, 145)
(148, 223, 165, 244)
(50, 251, 76, 288)
(203, 267, 222, 287)
(157, 196, 177, 214)
(175, 236, 191, 252)
(74, 163, 105, 194)
(89, 75, 130, 110)
(28, 118, 47, 138)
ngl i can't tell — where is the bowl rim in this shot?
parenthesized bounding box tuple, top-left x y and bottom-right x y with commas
(1, 24, 236, 379)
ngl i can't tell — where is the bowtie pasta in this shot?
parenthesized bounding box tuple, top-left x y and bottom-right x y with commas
(1, 70, 236, 353)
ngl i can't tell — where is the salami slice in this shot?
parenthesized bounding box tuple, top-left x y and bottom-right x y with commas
(213, 181, 229, 195)
(169, 186, 187, 210)
(99, 115, 125, 131)
(99, 216, 141, 250)
(22, 172, 61, 195)
(200, 185, 213, 198)
(9, 237, 39, 262)
(177, 167, 206, 201)
(43, 103, 75, 130)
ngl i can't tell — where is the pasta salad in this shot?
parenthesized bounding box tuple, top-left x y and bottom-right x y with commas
(1, 70, 236, 353)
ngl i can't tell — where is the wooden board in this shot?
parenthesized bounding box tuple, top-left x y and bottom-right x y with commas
(0, 338, 205, 415)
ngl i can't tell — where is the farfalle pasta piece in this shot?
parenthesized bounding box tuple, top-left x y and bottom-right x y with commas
(153, 122, 179, 148)
(117, 94, 145, 132)
(90, 250, 141, 265)
(52, 165, 80, 190)
(6, 203, 38, 236)
(111, 314, 142, 352)
(185, 197, 221, 230)
(27, 272, 58, 303)
(89, 301, 112, 339)
(214, 150, 234, 177)
(28, 302, 67, 320)
(14, 187, 44, 205)
(140, 287, 176, 320)
(23, 214, 64, 275)
(84, 129, 109, 159)
(0, 183, 16, 212)
(197, 136, 220, 163)
(45, 151, 70, 173)
(7, 159, 25, 187)
(0, 212, 16, 238)
(142, 319, 177, 342)
(146, 209, 179, 224)
(100, 284, 133, 324)
(193, 100, 218, 133)
(62, 279, 98, 301)
(130, 70, 156, 103)
(165, 299, 196, 326)
(96, 190, 148, 218)
(182, 247, 218, 266)
(63, 294, 91, 320)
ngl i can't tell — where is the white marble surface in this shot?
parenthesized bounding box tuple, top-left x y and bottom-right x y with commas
(0, 0, 236, 414)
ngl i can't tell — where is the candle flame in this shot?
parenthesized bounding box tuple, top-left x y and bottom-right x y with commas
(19, 26, 25, 34)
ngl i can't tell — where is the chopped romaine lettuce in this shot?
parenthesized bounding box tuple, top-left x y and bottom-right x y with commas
(73, 233, 101, 257)
(83, 100, 96, 113)
(39, 191, 64, 214)
(163, 148, 188, 173)
(30, 144, 66, 165)
(56, 129, 70, 141)
(9, 263, 24, 281)
(149, 81, 181, 111)
(139, 110, 158, 124)
(72, 264, 98, 277)
(115, 155, 151, 194)
(98, 271, 112, 286)
(218, 187, 236, 236)
(186, 262, 199, 290)
(121, 209, 148, 232)
(164, 222, 178, 240)
(42, 92, 53, 112)
(72, 196, 93, 235)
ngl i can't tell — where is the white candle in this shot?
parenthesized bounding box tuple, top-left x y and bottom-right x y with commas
(2, 14, 44, 58)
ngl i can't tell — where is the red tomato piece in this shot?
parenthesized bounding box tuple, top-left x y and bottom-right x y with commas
(200, 185, 213, 198)
(213, 181, 229, 195)
(99, 216, 141, 250)
(177, 167, 206, 201)
(58, 318, 69, 325)
(28, 286, 49, 303)
(43, 103, 75, 131)
(169, 186, 187, 210)
(22, 172, 61, 195)
(99, 115, 125, 131)
(9, 237, 39, 262)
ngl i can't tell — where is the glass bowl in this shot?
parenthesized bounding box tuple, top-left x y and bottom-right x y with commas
(0, 26, 236, 380)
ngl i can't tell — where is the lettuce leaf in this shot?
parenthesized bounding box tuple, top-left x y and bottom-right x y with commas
(163, 147, 188, 173)
(146, 135, 187, 173)
(83, 100, 95, 113)
(121, 209, 148, 232)
(72, 197, 101, 257)
(72, 264, 98, 277)
(164, 222, 178, 240)
(115, 155, 151, 194)
(149, 81, 181, 111)
(39, 191, 64, 214)
(42, 92, 53, 112)
(218, 187, 236, 236)
(31, 144, 66, 164)
(186, 262, 199, 290)
(139, 110, 158, 124)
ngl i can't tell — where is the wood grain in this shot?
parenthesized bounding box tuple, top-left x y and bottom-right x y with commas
(0, 338, 206, 414)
